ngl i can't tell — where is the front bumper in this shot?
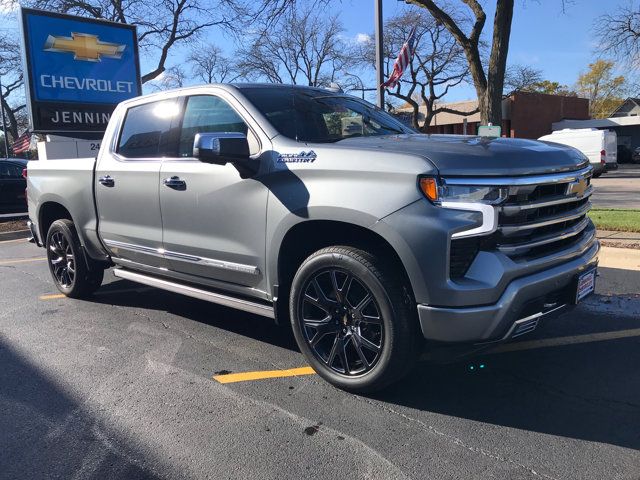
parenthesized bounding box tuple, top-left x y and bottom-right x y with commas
(417, 239, 599, 343)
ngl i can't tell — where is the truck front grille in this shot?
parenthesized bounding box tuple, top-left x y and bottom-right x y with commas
(447, 166, 596, 279)
(495, 169, 594, 259)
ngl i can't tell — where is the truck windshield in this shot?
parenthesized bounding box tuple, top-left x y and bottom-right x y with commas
(240, 87, 413, 143)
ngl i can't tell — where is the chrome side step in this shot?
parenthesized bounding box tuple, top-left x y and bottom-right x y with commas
(113, 268, 275, 319)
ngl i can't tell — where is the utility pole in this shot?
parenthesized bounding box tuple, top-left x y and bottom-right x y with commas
(0, 76, 9, 158)
(374, 0, 384, 109)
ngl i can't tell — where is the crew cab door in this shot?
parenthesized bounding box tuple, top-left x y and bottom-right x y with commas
(95, 98, 180, 269)
(159, 94, 269, 291)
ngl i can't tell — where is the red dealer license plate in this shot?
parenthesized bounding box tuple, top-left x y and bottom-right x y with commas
(575, 268, 596, 303)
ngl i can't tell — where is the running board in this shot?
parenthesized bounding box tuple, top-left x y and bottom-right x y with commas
(113, 268, 275, 319)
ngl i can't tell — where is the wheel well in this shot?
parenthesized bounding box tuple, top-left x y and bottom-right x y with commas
(276, 220, 414, 321)
(39, 202, 72, 239)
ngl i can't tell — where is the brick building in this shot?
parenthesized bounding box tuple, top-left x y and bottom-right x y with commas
(400, 91, 590, 139)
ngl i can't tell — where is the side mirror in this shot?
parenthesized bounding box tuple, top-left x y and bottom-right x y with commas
(193, 132, 250, 165)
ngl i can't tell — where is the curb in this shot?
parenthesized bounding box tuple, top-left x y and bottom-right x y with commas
(0, 229, 31, 242)
(596, 230, 640, 250)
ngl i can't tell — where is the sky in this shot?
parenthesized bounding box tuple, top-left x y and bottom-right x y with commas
(196, 0, 631, 103)
(0, 0, 634, 104)
(341, 0, 631, 101)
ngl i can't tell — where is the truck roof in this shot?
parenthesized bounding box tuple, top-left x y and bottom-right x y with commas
(119, 83, 343, 108)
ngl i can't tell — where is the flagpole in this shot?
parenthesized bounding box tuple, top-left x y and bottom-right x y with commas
(0, 76, 9, 158)
(374, 0, 384, 109)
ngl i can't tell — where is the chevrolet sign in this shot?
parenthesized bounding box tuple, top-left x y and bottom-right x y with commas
(20, 8, 141, 134)
(43, 33, 126, 62)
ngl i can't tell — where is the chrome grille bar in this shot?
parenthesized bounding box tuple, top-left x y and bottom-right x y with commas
(499, 202, 591, 236)
(500, 185, 593, 216)
(497, 218, 592, 255)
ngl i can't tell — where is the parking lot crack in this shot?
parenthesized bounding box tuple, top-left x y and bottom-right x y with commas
(352, 395, 560, 480)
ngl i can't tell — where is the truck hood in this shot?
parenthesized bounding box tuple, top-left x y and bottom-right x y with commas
(334, 134, 589, 176)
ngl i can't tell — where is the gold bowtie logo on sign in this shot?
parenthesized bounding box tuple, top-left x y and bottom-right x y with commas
(566, 177, 588, 197)
(43, 33, 125, 62)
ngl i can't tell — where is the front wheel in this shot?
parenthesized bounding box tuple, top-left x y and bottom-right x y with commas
(46, 219, 104, 298)
(289, 246, 419, 393)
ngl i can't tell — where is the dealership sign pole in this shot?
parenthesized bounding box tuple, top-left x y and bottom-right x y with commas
(0, 76, 9, 158)
(19, 8, 141, 158)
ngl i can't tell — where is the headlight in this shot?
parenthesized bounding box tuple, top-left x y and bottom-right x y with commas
(419, 177, 505, 239)
(419, 177, 508, 206)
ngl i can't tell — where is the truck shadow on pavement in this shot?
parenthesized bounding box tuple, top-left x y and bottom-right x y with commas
(90, 280, 640, 452)
(376, 315, 640, 451)
(0, 337, 171, 480)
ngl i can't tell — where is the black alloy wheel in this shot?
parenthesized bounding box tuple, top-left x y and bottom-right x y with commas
(48, 230, 76, 288)
(290, 246, 419, 393)
(46, 219, 104, 298)
(298, 268, 384, 376)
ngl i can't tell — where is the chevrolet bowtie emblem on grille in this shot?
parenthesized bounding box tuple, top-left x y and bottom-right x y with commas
(566, 176, 588, 197)
(43, 33, 125, 62)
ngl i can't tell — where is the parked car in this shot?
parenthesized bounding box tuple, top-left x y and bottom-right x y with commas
(26, 85, 599, 393)
(538, 128, 618, 176)
(617, 144, 632, 164)
(0, 158, 28, 214)
(632, 147, 640, 164)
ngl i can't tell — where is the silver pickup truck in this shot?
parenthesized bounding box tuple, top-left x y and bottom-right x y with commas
(27, 84, 599, 392)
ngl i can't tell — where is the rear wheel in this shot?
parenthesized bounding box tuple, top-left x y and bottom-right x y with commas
(46, 219, 104, 298)
(289, 246, 419, 393)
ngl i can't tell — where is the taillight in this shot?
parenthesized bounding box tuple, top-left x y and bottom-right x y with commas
(600, 149, 606, 163)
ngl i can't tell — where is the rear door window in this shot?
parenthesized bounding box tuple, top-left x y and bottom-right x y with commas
(178, 95, 254, 157)
(117, 100, 180, 159)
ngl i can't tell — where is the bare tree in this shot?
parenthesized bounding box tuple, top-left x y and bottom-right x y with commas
(406, 0, 574, 124)
(188, 43, 239, 84)
(594, 4, 640, 69)
(363, 11, 474, 130)
(21, 0, 306, 83)
(0, 33, 27, 142)
(236, 6, 350, 86)
(147, 65, 188, 91)
(504, 64, 543, 94)
(405, 0, 514, 125)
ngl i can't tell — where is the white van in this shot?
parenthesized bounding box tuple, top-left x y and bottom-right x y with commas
(538, 128, 617, 177)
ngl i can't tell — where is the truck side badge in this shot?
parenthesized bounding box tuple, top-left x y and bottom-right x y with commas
(277, 150, 317, 163)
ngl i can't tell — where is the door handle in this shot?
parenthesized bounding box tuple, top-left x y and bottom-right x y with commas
(163, 176, 186, 190)
(98, 175, 115, 187)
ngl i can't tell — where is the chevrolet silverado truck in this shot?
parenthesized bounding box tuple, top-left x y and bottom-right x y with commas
(26, 84, 599, 392)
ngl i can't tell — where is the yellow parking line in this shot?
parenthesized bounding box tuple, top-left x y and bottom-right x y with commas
(40, 293, 66, 300)
(0, 238, 29, 244)
(488, 328, 640, 354)
(213, 366, 316, 384)
(0, 257, 46, 265)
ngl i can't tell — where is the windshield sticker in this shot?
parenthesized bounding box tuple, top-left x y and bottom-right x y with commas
(277, 150, 317, 163)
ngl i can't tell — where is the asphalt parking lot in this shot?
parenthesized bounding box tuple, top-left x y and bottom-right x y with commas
(1, 238, 639, 480)
(591, 164, 640, 209)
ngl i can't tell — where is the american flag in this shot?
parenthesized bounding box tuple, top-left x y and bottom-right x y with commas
(382, 25, 418, 89)
(12, 131, 31, 154)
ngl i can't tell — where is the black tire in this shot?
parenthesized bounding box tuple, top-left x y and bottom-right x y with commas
(289, 246, 419, 393)
(46, 219, 104, 298)
(593, 171, 603, 178)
